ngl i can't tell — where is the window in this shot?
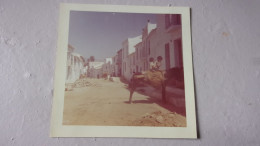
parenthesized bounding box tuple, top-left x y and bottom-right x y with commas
(171, 14, 181, 25)
(174, 39, 183, 67)
(136, 48, 138, 60)
(142, 47, 145, 57)
(165, 14, 170, 29)
(148, 40, 150, 55)
(139, 48, 141, 59)
(165, 14, 181, 29)
(165, 43, 170, 70)
(133, 55, 135, 65)
(124, 62, 126, 72)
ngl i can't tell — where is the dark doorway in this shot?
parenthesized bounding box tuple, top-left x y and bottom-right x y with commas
(165, 43, 170, 70)
(174, 39, 183, 67)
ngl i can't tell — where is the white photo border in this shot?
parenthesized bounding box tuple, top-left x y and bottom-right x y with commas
(50, 3, 197, 138)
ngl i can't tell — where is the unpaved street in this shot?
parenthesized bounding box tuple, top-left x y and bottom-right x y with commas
(63, 78, 186, 127)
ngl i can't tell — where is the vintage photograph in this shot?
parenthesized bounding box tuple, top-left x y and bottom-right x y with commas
(51, 4, 196, 138)
(64, 11, 186, 127)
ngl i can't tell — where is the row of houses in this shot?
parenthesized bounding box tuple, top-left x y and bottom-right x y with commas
(111, 14, 183, 81)
(66, 14, 183, 83)
(65, 43, 115, 81)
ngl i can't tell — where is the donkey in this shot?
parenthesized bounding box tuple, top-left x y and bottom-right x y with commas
(128, 70, 167, 103)
(128, 66, 184, 104)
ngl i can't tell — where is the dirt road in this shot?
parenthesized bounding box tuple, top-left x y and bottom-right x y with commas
(63, 78, 186, 127)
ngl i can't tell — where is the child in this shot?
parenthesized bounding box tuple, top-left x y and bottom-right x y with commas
(154, 56, 163, 70)
(149, 57, 156, 71)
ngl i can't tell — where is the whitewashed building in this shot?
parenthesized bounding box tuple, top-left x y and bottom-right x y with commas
(66, 44, 85, 83)
(135, 15, 183, 72)
(129, 52, 136, 74)
(122, 35, 142, 81)
(88, 62, 104, 78)
(149, 14, 182, 70)
(83, 66, 88, 76)
(135, 21, 157, 73)
(102, 58, 112, 77)
(111, 55, 119, 77)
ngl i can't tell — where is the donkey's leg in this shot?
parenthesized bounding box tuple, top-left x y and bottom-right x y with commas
(129, 88, 135, 104)
(129, 79, 135, 103)
(161, 82, 166, 103)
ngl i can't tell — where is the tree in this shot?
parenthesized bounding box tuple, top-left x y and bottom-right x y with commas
(89, 56, 95, 62)
(80, 56, 85, 63)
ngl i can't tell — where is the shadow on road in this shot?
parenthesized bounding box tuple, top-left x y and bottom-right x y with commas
(126, 89, 186, 117)
(119, 76, 186, 117)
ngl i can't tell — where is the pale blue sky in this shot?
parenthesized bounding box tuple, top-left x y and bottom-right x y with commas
(68, 11, 157, 60)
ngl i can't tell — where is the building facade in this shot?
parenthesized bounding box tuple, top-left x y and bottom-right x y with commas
(88, 62, 104, 78)
(116, 49, 123, 77)
(102, 58, 112, 77)
(151, 14, 182, 70)
(121, 35, 142, 81)
(119, 15, 183, 81)
(66, 44, 85, 83)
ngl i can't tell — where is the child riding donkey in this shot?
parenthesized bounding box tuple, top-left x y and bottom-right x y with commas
(129, 56, 166, 103)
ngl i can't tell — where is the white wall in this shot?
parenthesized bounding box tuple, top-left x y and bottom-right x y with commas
(1, 0, 260, 146)
(122, 36, 142, 81)
(66, 54, 84, 83)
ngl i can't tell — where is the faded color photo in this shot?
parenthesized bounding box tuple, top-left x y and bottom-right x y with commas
(63, 11, 186, 127)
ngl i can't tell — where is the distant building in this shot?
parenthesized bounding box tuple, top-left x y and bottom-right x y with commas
(83, 66, 88, 76)
(111, 55, 120, 77)
(88, 62, 104, 78)
(116, 49, 123, 77)
(102, 58, 112, 77)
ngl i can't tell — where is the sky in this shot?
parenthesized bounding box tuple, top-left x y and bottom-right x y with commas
(68, 11, 157, 61)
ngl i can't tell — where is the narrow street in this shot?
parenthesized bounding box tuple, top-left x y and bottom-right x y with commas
(63, 78, 186, 127)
